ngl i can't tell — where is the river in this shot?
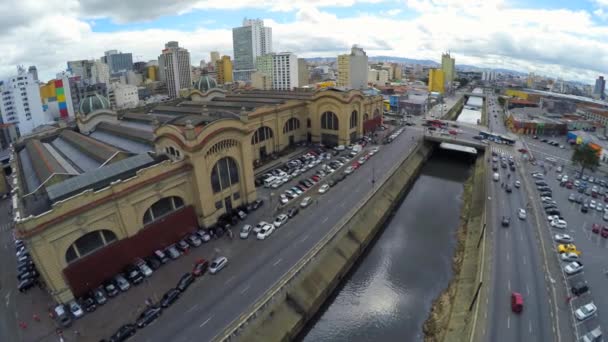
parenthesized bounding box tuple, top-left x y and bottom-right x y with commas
(298, 149, 474, 342)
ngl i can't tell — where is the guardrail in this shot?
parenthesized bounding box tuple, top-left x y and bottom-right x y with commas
(213, 139, 424, 342)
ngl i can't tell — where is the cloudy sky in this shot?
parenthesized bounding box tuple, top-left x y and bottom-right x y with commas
(2, 0, 607, 84)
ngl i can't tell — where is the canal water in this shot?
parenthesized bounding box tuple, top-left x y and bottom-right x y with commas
(298, 149, 474, 342)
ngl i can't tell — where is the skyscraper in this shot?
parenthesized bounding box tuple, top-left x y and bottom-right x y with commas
(232, 18, 272, 81)
(102, 50, 134, 74)
(215, 56, 233, 84)
(428, 69, 445, 94)
(0, 67, 47, 136)
(271, 52, 298, 90)
(159, 41, 192, 98)
(210, 51, 220, 64)
(28, 66, 38, 82)
(594, 76, 605, 99)
(337, 45, 368, 90)
(90, 60, 110, 86)
(441, 53, 455, 82)
(297, 58, 308, 87)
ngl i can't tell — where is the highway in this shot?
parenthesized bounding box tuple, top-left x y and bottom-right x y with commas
(133, 125, 424, 341)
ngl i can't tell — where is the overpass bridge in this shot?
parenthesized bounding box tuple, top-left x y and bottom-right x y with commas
(423, 132, 488, 151)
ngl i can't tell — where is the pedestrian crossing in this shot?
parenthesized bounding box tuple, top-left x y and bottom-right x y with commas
(0, 222, 13, 232)
(490, 146, 513, 157)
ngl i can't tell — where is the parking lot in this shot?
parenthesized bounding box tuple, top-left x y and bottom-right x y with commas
(526, 161, 606, 340)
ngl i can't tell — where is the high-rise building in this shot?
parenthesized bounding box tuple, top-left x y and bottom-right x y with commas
(0, 67, 47, 136)
(39, 74, 77, 120)
(90, 60, 110, 86)
(594, 76, 605, 99)
(102, 50, 134, 74)
(67, 60, 94, 83)
(215, 56, 233, 84)
(110, 83, 139, 109)
(337, 45, 368, 90)
(441, 53, 455, 82)
(251, 71, 272, 90)
(210, 51, 220, 64)
(255, 54, 273, 82)
(393, 64, 403, 81)
(271, 52, 298, 90)
(159, 41, 192, 98)
(232, 18, 272, 81)
(28, 66, 38, 82)
(428, 69, 445, 94)
(297, 58, 308, 87)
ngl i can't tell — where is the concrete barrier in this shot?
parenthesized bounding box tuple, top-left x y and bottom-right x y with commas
(232, 142, 435, 342)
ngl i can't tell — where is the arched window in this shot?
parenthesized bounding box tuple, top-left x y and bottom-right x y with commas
(283, 118, 301, 134)
(143, 196, 185, 225)
(350, 110, 358, 129)
(65, 230, 118, 264)
(363, 113, 369, 121)
(251, 126, 274, 145)
(374, 109, 381, 118)
(321, 111, 339, 130)
(210, 157, 239, 193)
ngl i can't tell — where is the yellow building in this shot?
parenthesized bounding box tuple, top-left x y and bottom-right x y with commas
(215, 55, 233, 84)
(146, 66, 157, 81)
(12, 88, 384, 303)
(428, 69, 445, 94)
(505, 89, 529, 100)
(251, 71, 272, 90)
(337, 54, 350, 88)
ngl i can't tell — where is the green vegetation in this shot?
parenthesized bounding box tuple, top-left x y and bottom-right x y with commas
(572, 144, 600, 176)
(457, 78, 469, 88)
(497, 97, 505, 107)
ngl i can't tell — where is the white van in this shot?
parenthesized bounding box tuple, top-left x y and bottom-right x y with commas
(352, 144, 362, 153)
(493, 173, 500, 182)
(264, 176, 277, 188)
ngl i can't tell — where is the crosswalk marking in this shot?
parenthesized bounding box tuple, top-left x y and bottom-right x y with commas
(0, 222, 13, 232)
(491, 146, 512, 157)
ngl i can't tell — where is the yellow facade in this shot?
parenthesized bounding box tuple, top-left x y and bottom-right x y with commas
(505, 89, 529, 99)
(251, 71, 272, 90)
(316, 81, 336, 89)
(14, 88, 385, 303)
(215, 55, 233, 84)
(337, 54, 350, 88)
(147, 66, 157, 81)
(40, 82, 57, 100)
(428, 69, 445, 94)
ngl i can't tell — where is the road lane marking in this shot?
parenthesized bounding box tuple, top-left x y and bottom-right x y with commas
(298, 234, 309, 243)
(225, 276, 236, 285)
(507, 316, 510, 329)
(5, 291, 10, 307)
(523, 256, 527, 265)
(240, 285, 250, 295)
(529, 320, 533, 333)
(508, 280, 511, 291)
(321, 217, 328, 224)
(506, 252, 510, 261)
(199, 315, 213, 328)
(186, 304, 199, 314)
(273, 258, 282, 266)
(526, 284, 530, 296)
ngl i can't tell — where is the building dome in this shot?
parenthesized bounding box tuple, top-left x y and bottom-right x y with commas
(79, 93, 111, 115)
(194, 75, 218, 93)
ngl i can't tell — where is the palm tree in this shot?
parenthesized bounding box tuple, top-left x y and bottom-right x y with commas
(571, 144, 600, 177)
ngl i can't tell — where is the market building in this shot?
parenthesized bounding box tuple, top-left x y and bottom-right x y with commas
(10, 87, 383, 303)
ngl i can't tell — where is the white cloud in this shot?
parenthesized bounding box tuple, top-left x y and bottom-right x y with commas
(384, 9, 403, 16)
(0, 1, 607, 84)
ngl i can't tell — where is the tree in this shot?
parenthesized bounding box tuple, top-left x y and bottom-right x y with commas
(497, 97, 506, 107)
(571, 144, 600, 177)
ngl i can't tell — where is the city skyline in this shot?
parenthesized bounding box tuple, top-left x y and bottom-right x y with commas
(1, 0, 607, 84)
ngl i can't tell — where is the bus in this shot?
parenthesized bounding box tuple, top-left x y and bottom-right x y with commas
(478, 131, 516, 145)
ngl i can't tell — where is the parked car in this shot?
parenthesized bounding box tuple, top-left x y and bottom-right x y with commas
(114, 274, 130, 292)
(564, 261, 584, 275)
(273, 214, 289, 228)
(109, 324, 137, 342)
(257, 224, 275, 240)
(103, 280, 119, 297)
(17, 278, 37, 293)
(176, 273, 195, 292)
(551, 219, 567, 229)
(287, 207, 299, 218)
(251, 199, 264, 210)
(575, 303, 597, 321)
(554, 234, 573, 243)
(166, 245, 181, 259)
(209, 256, 228, 274)
(145, 256, 162, 270)
(186, 233, 202, 247)
(196, 229, 211, 242)
(160, 288, 180, 308)
(136, 306, 162, 328)
(53, 304, 73, 327)
(92, 286, 108, 305)
(240, 224, 252, 239)
(300, 197, 313, 208)
(192, 259, 209, 277)
(177, 239, 190, 253)
(560, 252, 579, 262)
(80, 295, 96, 313)
(68, 300, 84, 319)
(124, 266, 144, 285)
(318, 184, 330, 194)
(154, 250, 169, 264)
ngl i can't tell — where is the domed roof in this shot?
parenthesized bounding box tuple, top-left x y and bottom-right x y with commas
(79, 93, 111, 115)
(194, 75, 218, 93)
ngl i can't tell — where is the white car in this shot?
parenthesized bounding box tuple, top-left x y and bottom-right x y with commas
(514, 181, 521, 188)
(68, 301, 84, 319)
(560, 252, 579, 262)
(300, 196, 312, 208)
(240, 224, 252, 239)
(575, 303, 597, 321)
(371, 147, 379, 154)
(273, 214, 288, 228)
(257, 224, 275, 240)
(280, 194, 289, 205)
(358, 157, 366, 165)
(603, 212, 608, 222)
(564, 261, 584, 275)
(518, 208, 527, 220)
(253, 221, 270, 233)
(135, 259, 153, 277)
(344, 166, 354, 174)
(554, 234, 573, 243)
(547, 215, 562, 222)
(209, 256, 228, 274)
(551, 219, 567, 229)
(318, 184, 330, 194)
(597, 203, 604, 212)
(590, 200, 597, 209)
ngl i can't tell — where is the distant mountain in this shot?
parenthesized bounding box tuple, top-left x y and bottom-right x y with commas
(304, 56, 440, 66)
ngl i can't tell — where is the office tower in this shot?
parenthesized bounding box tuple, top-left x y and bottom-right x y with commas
(90, 60, 110, 86)
(297, 58, 308, 87)
(28, 66, 38, 82)
(67, 60, 95, 83)
(102, 50, 134, 74)
(159, 41, 192, 98)
(210, 51, 220, 64)
(215, 56, 233, 84)
(337, 45, 368, 90)
(271, 53, 298, 90)
(232, 18, 272, 81)
(594, 76, 606, 100)
(428, 69, 445, 94)
(0, 67, 47, 136)
(441, 53, 455, 82)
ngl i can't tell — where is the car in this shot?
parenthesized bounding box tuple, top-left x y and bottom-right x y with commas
(252, 199, 264, 210)
(125, 266, 144, 285)
(300, 196, 313, 208)
(80, 295, 96, 313)
(186, 233, 202, 247)
(136, 306, 162, 328)
(280, 194, 289, 205)
(514, 181, 521, 188)
(109, 323, 137, 342)
(176, 273, 195, 292)
(287, 207, 299, 218)
(597, 203, 604, 212)
(501, 216, 510, 227)
(177, 239, 190, 253)
(135, 259, 154, 278)
(53, 304, 73, 327)
(114, 274, 130, 292)
(192, 259, 209, 277)
(92, 287, 107, 305)
(237, 210, 247, 220)
(292, 186, 303, 195)
(602, 226, 608, 238)
(551, 219, 567, 229)
(554, 234, 573, 243)
(518, 209, 527, 220)
(344, 166, 354, 175)
(257, 224, 275, 240)
(17, 278, 37, 293)
(575, 303, 597, 321)
(68, 300, 84, 319)
(581, 204, 589, 213)
(166, 245, 181, 259)
(209, 256, 228, 274)
(505, 184, 512, 193)
(160, 288, 180, 308)
(560, 252, 579, 262)
(590, 200, 597, 209)
(240, 224, 252, 239)
(154, 250, 169, 264)
(273, 214, 288, 228)
(568, 193, 577, 202)
(558, 243, 580, 255)
(103, 280, 119, 297)
(318, 184, 330, 194)
(592, 223, 601, 234)
(564, 261, 584, 275)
